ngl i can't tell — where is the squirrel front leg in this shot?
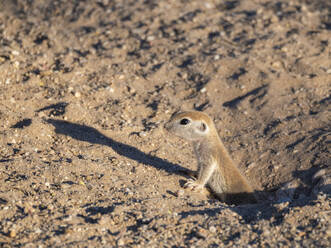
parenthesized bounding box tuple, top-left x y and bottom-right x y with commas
(184, 161, 216, 191)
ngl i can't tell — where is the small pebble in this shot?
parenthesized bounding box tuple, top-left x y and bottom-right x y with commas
(13, 61, 20, 68)
(209, 226, 216, 233)
(139, 132, 147, 137)
(205, 2, 213, 9)
(247, 162, 256, 169)
(177, 189, 185, 197)
(117, 238, 125, 246)
(12, 50, 20, 56)
(9, 229, 16, 238)
(147, 36, 155, 41)
(271, 61, 282, 68)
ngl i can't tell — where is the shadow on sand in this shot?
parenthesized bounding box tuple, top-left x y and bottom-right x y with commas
(46, 118, 187, 175)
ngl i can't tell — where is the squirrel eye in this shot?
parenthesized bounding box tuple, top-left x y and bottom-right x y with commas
(180, 118, 190, 125)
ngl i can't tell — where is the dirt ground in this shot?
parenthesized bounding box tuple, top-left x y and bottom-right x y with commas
(0, 0, 330, 247)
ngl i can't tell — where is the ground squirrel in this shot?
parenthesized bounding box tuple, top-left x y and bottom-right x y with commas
(164, 111, 257, 205)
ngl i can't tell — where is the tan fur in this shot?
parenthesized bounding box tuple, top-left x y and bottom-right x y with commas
(164, 111, 257, 205)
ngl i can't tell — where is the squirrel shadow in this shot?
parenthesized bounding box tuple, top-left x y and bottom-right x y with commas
(46, 119, 186, 175)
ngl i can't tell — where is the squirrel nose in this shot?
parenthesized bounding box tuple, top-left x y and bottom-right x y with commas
(163, 122, 171, 130)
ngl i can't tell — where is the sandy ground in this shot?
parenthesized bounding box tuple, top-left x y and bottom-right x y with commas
(0, 0, 330, 247)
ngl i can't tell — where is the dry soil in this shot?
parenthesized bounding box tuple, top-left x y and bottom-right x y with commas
(0, 0, 330, 247)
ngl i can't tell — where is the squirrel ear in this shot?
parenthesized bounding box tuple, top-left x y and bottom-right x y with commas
(198, 122, 207, 132)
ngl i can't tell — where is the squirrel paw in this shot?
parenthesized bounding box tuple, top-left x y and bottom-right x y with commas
(184, 179, 204, 191)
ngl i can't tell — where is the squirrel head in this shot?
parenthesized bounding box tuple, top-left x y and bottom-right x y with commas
(164, 111, 216, 142)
